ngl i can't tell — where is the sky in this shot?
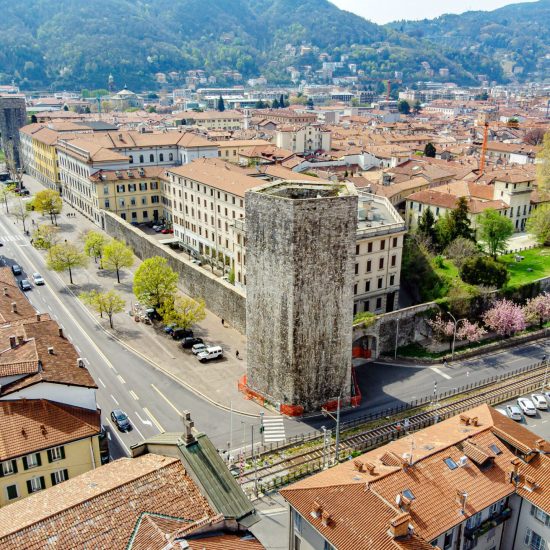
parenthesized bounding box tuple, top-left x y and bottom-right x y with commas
(330, 0, 539, 24)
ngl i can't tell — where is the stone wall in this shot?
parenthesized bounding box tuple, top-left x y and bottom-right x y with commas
(102, 211, 247, 333)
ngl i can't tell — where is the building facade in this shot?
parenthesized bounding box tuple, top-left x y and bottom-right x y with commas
(275, 125, 331, 154)
(0, 95, 27, 169)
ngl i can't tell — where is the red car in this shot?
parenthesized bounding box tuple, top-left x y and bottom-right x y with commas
(161, 228, 174, 234)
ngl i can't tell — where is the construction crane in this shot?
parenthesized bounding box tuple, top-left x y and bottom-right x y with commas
(478, 122, 489, 174)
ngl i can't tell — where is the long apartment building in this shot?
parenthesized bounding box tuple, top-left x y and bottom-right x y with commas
(281, 404, 550, 550)
(165, 159, 405, 312)
(0, 268, 101, 507)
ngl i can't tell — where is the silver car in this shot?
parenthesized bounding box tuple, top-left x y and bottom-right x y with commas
(517, 398, 537, 416)
(191, 343, 207, 355)
(531, 394, 548, 410)
(506, 405, 523, 421)
(32, 272, 45, 285)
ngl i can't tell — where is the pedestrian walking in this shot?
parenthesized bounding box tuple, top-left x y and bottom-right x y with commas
(443, 359, 448, 368)
(221, 318, 225, 327)
(236, 350, 239, 359)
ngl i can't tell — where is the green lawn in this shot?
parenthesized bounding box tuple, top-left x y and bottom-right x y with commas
(431, 257, 477, 298)
(500, 247, 550, 287)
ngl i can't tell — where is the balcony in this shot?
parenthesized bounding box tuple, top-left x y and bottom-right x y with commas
(464, 507, 512, 542)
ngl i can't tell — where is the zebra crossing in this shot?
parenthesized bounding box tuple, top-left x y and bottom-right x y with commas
(0, 234, 26, 243)
(262, 416, 286, 443)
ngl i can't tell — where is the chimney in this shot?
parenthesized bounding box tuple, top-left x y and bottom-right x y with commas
(77, 358, 85, 368)
(321, 510, 332, 527)
(9, 335, 16, 348)
(524, 475, 538, 492)
(456, 490, 468, 514)
(11, 302, 17, 313)
(400, 495, 413, 513)
(511, 457, 521, 478)
(310, 500, 322, 519)
(58, 327, 64, 338)
(470, 416, 479, 427)
(353, 460, 364, 472)
(535, 439, 547, 453)
(48, 346, 54, 354)
(459, 414, 470, 425)
(389, 513, 410, 539)
(36, 313, 41, 321)
(181, 410, 195, 445)
(365, 462, 376, 475)
(17, 335, 24, 346)
(40, 425, 47, 435)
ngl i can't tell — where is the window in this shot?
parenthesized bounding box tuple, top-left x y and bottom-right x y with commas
(104, 199, 110, 208)
(23, 453, 41, 470)
(1, 460, 17, 476)
(119, 199, 125, 207)
(531, 505, 550, 526)
(366, 260, 372, 272)
(131, 212, 137, 219)
(443, 530, 453, 550)
(376, 297, 382, 310)
(390, 275, 395, 285)
(5, 484, 18, 500)
(47, 446, 65, 463)
(323, 542, 335, 550)
(353, 284, 357, 295)
(391, 255, 396, 267)
(149, 154, 154, 162)
(103, 185, 109, 195)
(27, 476, 45, 494)
(128, 183, 136, 192)
(129, 155, 133, 164)
(379, 258, 384, 270)
(393, 237, 398, 247)
(354, 264, 358, 275)
(116, 184, 125, 193)
(294, 535, 301, 550)
(364, 300, 370, 312)
(141, 197, 147, 205)
(356, 244, 360, 255)
(139, 155, 144, 163)
(159, 153, 164, 162)
(131, 198, 136, 206)
(51, 469, 68, 486)
(151, 182, 158, 190)
(139, 182, 147, 191)
(169, 153, 173, 161)
(151, 196, 160, 204)
(380, 240, 385, 250)
(365, 281, 370, 292)
(444, 457, 457, 470)
(367, 242, 373, 253)
(525, 529, 546, 550)
(293, 510, 303, 534)
(377, 278, 383, 289)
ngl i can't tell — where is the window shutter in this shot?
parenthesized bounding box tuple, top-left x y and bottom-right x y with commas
(36, 453, 42, 467)
(26, 480, 32, 494)
(47, 450, 53, 463)
(22, 456, 28, 470)
(525, 528, 532, 545)
(63, 469, 68, 481)
(0, 464, 4, 478)
(12, 460, 17, 474)
(60, 447, 66, 460)
(50, 472, 57, 486)
(39, 476, 45, 490)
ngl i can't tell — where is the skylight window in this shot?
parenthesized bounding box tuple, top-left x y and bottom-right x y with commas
(444, 458, 458, 470)
(489, 444, 502, 455)
(403, 489, 415, 500)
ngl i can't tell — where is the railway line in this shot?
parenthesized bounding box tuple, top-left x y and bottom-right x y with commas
(237, 360, 549, 497)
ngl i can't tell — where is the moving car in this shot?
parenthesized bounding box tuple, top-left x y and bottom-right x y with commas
(531, 394, 548, 410)
(19, 279, 32, 291)
(32, 272, 45, 285)
(517, 397, 537, 416)
(197, 346, 223, 363)
(11, 264, 22, 275)
(110, 409, 131, 431)
(172, 328, 193, 340)
(181, 337, 203, 349)
(161, 228, 174, 234)
(505, 405, 523, 421)
(191, 343, 208, 355)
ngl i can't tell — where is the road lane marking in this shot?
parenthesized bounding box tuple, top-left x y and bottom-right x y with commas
(129, 390, 139, 400)
(135, 411, 152, 426)
(430, 367, 452, 380)
(117, 375, 126, 384)
(151, 384, 180, 415)
(98, 377, 106, 388)
(75, 345, 81, 354)
(105, 419, 131, 455)
(132, 420, 146, 440)
(111, 394, 119, 405)
(143, 407, 164, 432)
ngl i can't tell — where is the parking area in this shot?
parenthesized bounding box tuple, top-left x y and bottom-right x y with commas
(497, 389, 550, 441)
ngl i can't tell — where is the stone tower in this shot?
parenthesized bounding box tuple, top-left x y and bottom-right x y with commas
(0, 95, 27, 169)
(245, 180, 358, 413)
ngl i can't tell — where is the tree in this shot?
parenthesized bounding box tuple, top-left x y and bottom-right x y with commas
(84, 231, 108, 264)
(11, 200, 30, 233)
(526, 204, 550, 245)
(271, 98, 280, 109)
(424, 142, 436, 158)
(417, 207, 436, 243)
(523, 292, 550, 328)
(397, 100, 410, 115)
(160, 295, 206, 330)
(81, 290, 126, 329)
(254, 100, 267, 109)
(428, 313, 455, 348)
(483, 299, 526, 337)
(456, 320, 486, 343)
(450, 197, 475, 242)
(34, 189, 63, 225)
(0, 183, 15, 214)
(434, 211, 455, 250)
(413, 100, 422, 114)
(32, 224, 59, 249)
(279, 94, 286, 108)
(133, 256, 178, 309)
(47, 243, 88, 284)
(460, 256, 509, 288)
(536, 131, 550, 195)
(306, 97, 314, 109)
(102, 239, 134, 283)
(444, 237, 480, 269)
(478, 209, 514, 258)
(524, 128, 545, 146)
(217, 95, 225, 112)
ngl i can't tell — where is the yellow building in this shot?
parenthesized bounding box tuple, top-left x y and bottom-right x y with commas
(90, 166, 166, 224)
(0, 399, 101, 507)
(213, 139, 271, 164)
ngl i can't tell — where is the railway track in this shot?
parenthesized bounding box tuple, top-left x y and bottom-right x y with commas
(237, 361, 549, 497)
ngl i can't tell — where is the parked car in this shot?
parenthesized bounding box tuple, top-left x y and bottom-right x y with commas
(494, 408, 507, 416)
(16, 187, 30, 196)
(505, 405, 523, 421)
(153, 225, 166, 233)
(19, 279, 32, 291)
(161, 228, 174, 234)
(192, 343, 208, 355)
(32, 272, 45, 285)
(181, 337, 203, 349)
(172, 328, 193, 340)
(197, 346, 223, 362)
(163, 323, 177, 334)
(110, 409, 131, 431)
(145, 307, 161, 321)
(191, 259, 202, 266)
(98, 426, 110, 465)
(531, 394, 548, 410)
(11, 264, 22, 275)
(517, 397, 537, 416)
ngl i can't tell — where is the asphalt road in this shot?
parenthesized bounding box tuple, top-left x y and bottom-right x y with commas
(0, 211, 257, 460)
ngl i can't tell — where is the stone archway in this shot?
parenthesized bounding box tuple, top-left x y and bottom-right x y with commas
(352, 333, 377, 360)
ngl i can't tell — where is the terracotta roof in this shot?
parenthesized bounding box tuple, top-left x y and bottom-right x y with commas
(187, 533, 265, 549)
(0, 454, 218, 549)
(0, 268, 38, 323)
(0, 325, 39, 376)
(168, 158, 260, 198)
(89, 166, 165, 182)
(0, 399, 100, 461)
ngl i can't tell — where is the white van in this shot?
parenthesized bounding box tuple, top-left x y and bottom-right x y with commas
(197, 346, 223, 363)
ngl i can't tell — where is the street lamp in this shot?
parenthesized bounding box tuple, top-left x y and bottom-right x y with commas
(321, 396, 341, 464)
(447, 311, 467, 361)
(542, 352, 549, 392)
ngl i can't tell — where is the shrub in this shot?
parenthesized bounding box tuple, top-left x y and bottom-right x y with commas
(460, 256, 509, 288)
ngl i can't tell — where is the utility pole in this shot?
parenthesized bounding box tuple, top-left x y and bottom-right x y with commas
(322, 396, 341, 464)
(251, 425, 258, 497)
(543, 352, 549, 392)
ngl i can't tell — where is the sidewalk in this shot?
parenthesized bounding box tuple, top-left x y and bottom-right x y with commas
(21, 174, 268, 417)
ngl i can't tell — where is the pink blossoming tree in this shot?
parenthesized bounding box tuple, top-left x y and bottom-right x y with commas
(523, 292, 550, 329)
(456, 320, 486, 342)
(483, 299, 526, 337)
